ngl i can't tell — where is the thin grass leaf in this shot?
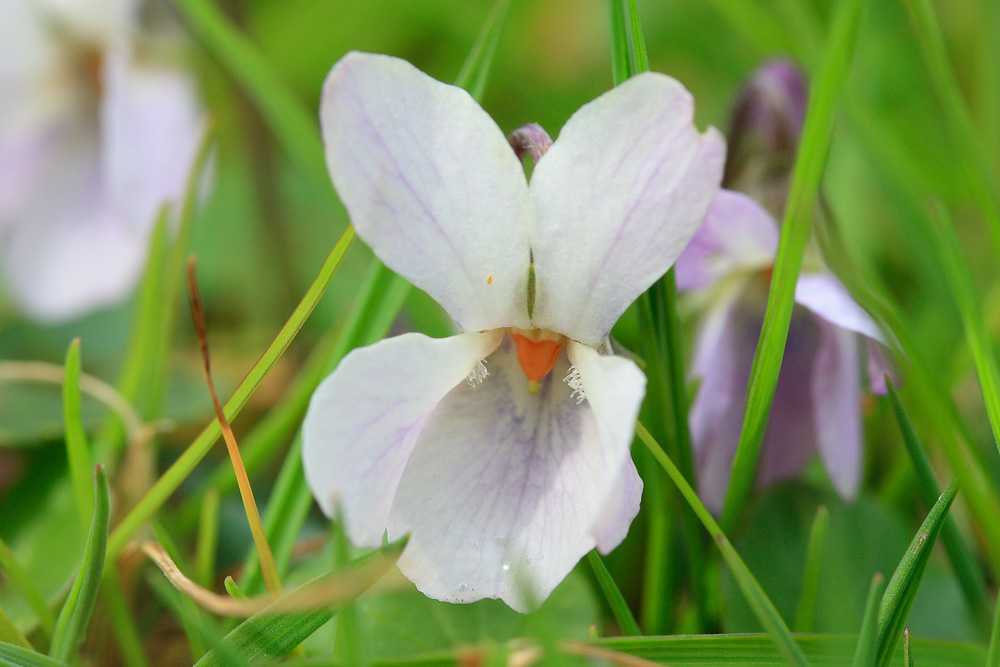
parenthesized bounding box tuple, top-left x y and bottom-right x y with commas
(0, 643, 67, 667)
(925, 203, 1000, 454)
(720, 0, 865, 528)
(904, 628, 914, 667)
(0, 611, 29, 651)
(988, 593, 1000, 667)
(609, 0, 708, 631)
(634, 423, 809, 666)
(587, 551, 641, 637)
(886, 378, 992, 629)
(794, 505, 829, 633)
(196, 489, 220, 589)
(454, 0, 512, 98)
(62, 339, 93, 528)
(853, 573, 885, 667)
(172, 0, 328, 191)
(876, 481, 959, 667)
(106, 226, 355, 565)
(100, 572, 150, 667)
(194, 538, 407, 667)
(597, 634, 986, 667)
(0, 538, 56, 640)
(224, 578, 247, 601)
(903, 0, 1000, 258)
(49, 466, 109, 663)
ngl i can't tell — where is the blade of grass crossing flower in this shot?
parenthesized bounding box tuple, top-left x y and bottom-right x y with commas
(852, 573, 885, 667)
(106, 226, 355, 566)
(194, 538, 407, 667)
(187, 260, 282, 599)
(610, 0, 709, 631)
(0, 538, 55, 640)
(197, 489, 220, 588)
(634, 422, 810, 666)
(49, 466, 109, 663)
(587, 550, 641, 636)
(454, 0, 512, 99)
(904, 0, 1000, 258)
(720, 0, 865, 529)
(987, 593, 1000, 667)
(62, 339, 93, 528)
(0, 610, 30, 651)
(875, 481, 959, 667)
(171, 0, 328, 192)
(925, 203, 1000, 454)
(794, 505, 828, 633)
(904, 628, 915, 667)
(886, 378, 992, 630)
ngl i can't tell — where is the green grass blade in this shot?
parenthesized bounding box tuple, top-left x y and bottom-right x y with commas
(925, 203, 1000, 454)
(0, 611, 30, 651)
(607, 0, 628, 85)
(49, 466, 110, 663)
(853, 574, 886, 667)
(885, 378, 992, 630)
(587, 550, 641, 636)
(172, 0, 327, 190)
(987, 592, 1000, 667)
(105, 226, 355, 565)
(0, 642, 68, 667)
(904, 0, 1000, 258)
(904, 628, 915, 667)
(194, 538, 407, 667)
(62, 339, 93, 528)
(794, 505, 829, 633)
(720, 0, 865, 528)
(0, 538, 56, 640)
(100, 573, 150, 667)
(196, 489, 220, 588)
(634, 423, 810, 666)
(876, 481, 960, 667)
(454, 0, 513, 98)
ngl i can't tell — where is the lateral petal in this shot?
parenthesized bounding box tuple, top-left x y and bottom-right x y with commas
(794, 273, 885, 343)
(529, 72, 724, 345)
(302, 330, 504, 548)
(321, 52, 532, 331)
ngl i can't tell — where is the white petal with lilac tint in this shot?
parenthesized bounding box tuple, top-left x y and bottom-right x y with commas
(674, 189, 778, 291)
(689, 283, 757, 512)
(592, 457, 642, 554)
(794, 273, 885, 343)
(321, 52, 532, 332)
(529, 72, 725, 346)
(34, 0, 138, 42)
(101, 49, 203, 235)
(302, 330, 503, 548)
(389, 338, 645, 611)
(811, 316, 862, 499)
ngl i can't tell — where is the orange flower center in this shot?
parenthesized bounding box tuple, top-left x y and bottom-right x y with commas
(509, 328, 567, 394)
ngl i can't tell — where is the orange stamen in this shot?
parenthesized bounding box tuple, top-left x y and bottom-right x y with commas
(511, 332, 565, 385)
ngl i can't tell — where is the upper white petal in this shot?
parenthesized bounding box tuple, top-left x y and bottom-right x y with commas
(321, 52, 532, 331)
(528, 72, 725, 345)
(302, 331, 504, 548)
(388, 338, 644, 611)
(674, 189, 778, 291)
(794, 273, 885, 343)
(101, 47, 204, 235)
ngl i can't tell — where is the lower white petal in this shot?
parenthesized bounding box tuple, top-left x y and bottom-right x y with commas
(389, 338, 645, 611)
(302, 330, 504, 548)
(592, 456, 642, 554)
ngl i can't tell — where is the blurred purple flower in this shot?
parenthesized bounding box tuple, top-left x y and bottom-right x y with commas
(302, 52, 725, 610)
(0, 0, 204, 321)
(675, 60, 890, 512)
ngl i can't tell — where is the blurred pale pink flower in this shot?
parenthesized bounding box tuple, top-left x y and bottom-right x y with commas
(675, 60, 889, 513)
(0, 0, 203, 321)
(302, 52, 724, 610)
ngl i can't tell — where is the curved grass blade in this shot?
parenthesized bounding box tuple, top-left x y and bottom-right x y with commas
(876, 481, 959, 667)
(587, 551, 641, 636)
(886, 378, 991, 630)
(0, 643, 67, 667)
(106, 226, 355, 566)
(634, 423, 809, 666)
(794, 505, 829, 633)
(49, 466, 109, 662)
(720, 0, 865, 528)
(62, 339, 93, 528)
(193, 538, 407, 666)
(852, 573, 885, 667)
